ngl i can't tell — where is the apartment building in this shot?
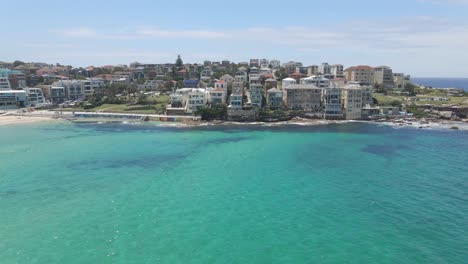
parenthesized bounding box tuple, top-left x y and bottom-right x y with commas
(0, 77, 10, 90)
(330, 64, 344, 78)
(324, 88, 344, 120)
(373, 66, 394, 88)
(266, 88, 283, 109)
(283, 84, 323, 112)
(229, 82, 244, 109)
(300, 76, 330, 88)
(248, 84, 264, 107)
(344, 65, 375, 84)
(342, 86, 363, 120)
(24, 88, 46, 106)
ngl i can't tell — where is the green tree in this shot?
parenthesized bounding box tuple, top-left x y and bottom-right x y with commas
(13, 60, 25, 67)
(176, 55, 183, 68)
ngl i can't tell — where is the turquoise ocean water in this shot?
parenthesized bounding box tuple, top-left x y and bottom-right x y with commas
(0, 122, 467, 264)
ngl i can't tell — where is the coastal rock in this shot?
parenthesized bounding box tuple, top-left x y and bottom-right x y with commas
(438, 111, 453, 119)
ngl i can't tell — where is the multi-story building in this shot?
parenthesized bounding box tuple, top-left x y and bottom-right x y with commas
(220, 74, 235, 85)
(208, 88, 227, 105)
(214, 80, 227, 92)
(324, 88, 344, 120)
(83, 79, 105, 97)
(49, 86, 67, 104)
(0, 90, 28, 109)
(266, 88, 283, 109)
(330, 64, 344, 78)
(269, 60, 281, 69)
(138, 80, 165, 90)
(24, 88, 46, 106)
(283, 84, 323, 112)
(282, 77, 297, 89)
(0, 77, 11, 90)
(249, 59, 260, 67)
(183, 79, 199, 88)
(229, 82, 244, 109)
(283, 61, 303, 74)
(319, 63, 331, 74)
(111, 71, 132, 82)
(344, 65, 375, 84)
(342, 85, 363, 120)
(373, 66, 394, 88)
(234, 70, 248, 83)
(200, 68, 213, 82)
(307, 65, 319, 76)
(248, 84, 264, 107)
(300, 76, 330, 88)
(51, 80, 85, 101)
(221, 60, 230, 67)
(185, 89, 208, 113)
(393, 73, 410, 89)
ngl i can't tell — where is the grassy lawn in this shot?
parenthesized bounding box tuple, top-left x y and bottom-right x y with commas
(54, 95, 171, 114)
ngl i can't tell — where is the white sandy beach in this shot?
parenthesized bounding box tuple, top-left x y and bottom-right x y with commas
(0, 115, 58, 126)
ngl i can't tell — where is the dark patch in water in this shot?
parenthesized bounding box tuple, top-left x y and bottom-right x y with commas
(362, 143, 411, 158)
(205, 136, 251, 144)
(0, 190, 19, 197)
(68, 153, 188, 170)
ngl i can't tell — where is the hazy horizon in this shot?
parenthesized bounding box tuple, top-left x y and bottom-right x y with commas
(2, 0, 468, 78)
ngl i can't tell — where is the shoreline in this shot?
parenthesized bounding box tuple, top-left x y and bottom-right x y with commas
(1, 111, 467, 131)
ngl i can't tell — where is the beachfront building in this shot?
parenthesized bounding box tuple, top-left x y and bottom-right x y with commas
(51, 80, 85, 101)
(24, 88, 46, 106)
(83, 79, 105, 97)
(248, 84, 264, 107)
(229, 83, 244, 109)
(300, 76, 330, 88)
(373, 66, 394, 88)
(185, 89, 208, 114)
(344, 65, 374, 84)
(324, 88, 344, 120)
(283, 84, 323, 113)
(0, 90, 28, 110)
(0, 77, 11, 90)
(49, 86, 66, 104)
(208, 88, 227, 105)
(361, 84, 374, 106)
(342, 85, 363, 120)
(266, 88, 283, 109)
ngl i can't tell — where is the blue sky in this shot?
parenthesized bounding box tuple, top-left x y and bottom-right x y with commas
(2, 0, 468, 77)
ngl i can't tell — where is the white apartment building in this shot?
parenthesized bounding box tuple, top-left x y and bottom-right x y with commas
(24, 88, 46, 106)
(138, 80, 164, 91)
(0, 90, 28, 109)
(282, 77, 297, 89)
(186, 89, 208, 114)
(300, 76, 330, 88)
